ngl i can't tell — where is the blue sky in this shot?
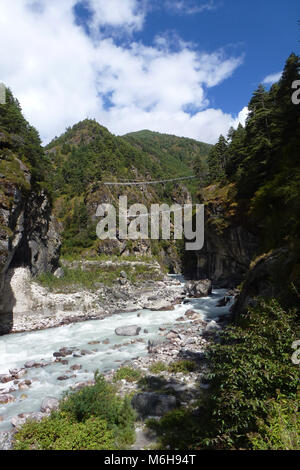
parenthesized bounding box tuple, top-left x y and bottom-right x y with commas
(1, 0, 299, 144)
(139, 0, 300, 116)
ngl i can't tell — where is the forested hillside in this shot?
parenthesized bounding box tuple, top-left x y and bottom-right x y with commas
(124, 129, 211, 191)
(44, 120, 210, 265)
(177, 52, 300, 450)
(207, 53, 300, 256)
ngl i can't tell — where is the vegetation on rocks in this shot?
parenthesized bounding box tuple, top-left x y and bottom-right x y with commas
(36, 263, 163, 291)
(113, 367, 142, 383)
(14, 373, 136, 450)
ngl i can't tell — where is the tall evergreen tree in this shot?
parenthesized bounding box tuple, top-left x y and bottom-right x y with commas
(207, 135, 228, 183)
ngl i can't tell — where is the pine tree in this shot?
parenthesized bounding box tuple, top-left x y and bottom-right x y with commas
(225, 124, 246, 181)
(207, 135, 228, 183)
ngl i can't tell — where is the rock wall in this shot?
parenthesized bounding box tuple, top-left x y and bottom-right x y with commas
(184, 219, 257, 288)
(183, 185, 258, 287)
(231, 247, 298, 316)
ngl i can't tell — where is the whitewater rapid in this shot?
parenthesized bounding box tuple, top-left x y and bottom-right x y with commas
(0, 279, 231, 431)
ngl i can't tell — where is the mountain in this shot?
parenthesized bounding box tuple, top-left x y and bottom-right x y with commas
(44, 120, 210, 268)
(123, 129, 211, 190)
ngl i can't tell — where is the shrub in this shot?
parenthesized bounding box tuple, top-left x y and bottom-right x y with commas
(14, 372, 136, 450)
(168, 360, 197, 374)
(200, 299, 300, 449)
(249, 395, 300, 450)
(149, 362, 168, 374)
(14, 414, 115, 450)
(113, 367, 142, 383)
(146, 408, 200, 450)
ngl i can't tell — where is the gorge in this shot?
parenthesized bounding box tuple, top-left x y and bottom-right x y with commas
(0, 51, 300, 450)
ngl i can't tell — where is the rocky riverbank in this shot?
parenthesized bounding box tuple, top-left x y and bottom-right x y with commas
(1, 266, 186, 334)
(106, 306, 230, 450)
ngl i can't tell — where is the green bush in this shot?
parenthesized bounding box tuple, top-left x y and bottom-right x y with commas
(168, 360, 197, 374)
(14, 373, 136, 450)
(249, 395, 300, 450)
(200, 299, 300, 449)
(147, 408, 200, 450)
(14, 414, 115, 450)
(113, 367, 142, 383)
(149, 362, 168, 374)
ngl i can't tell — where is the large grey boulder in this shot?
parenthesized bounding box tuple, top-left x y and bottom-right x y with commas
(40, 397, 59, 414)
(115, 325, 141, 336)
(132, 392, 177, 418)
(53, 268, 64, 279)
(184, 279, 212, 298)
(147, 337, 165, 352)
(205, 320, 221, 333)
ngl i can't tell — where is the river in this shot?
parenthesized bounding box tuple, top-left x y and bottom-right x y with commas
(0, 276, 232, 431)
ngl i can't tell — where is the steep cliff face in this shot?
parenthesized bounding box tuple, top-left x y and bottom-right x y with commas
(231, 247, 300, 316)
(0, 88, 61, 334)
(0, 164, 61, 334)
(189, 224, 257, 287)
(184, 184, 258, 287)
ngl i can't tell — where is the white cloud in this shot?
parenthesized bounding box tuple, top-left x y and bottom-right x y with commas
(164, 0, 217, 15)
(0, 0, 244, 145)
(233, 106, 249, 127)
(88, 0, 146, 33)
(263, 71, 282, 85)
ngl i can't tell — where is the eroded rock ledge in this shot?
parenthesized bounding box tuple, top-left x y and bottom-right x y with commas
(0, 268, 185, 333)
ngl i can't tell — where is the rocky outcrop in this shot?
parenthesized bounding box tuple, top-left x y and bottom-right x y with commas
(0, 162, 61, 334)
(185, 225, 257, 288)
(184, 279, 212, 298)
(184, 184, 258, 288)
(131, 392, 177, 418)
(231, 247, 296, 316)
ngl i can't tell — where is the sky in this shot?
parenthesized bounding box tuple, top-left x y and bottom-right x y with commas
(0, 0, 299, 145)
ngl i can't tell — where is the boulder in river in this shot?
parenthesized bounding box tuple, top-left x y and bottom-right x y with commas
(40, 397, 59, 413)
(57, 375, 69, 381)
(0, 374, 12, 384)
(184, 279, 212, 298)
(115, 325, 141, 336)
(205, 320, 221, 333)
(0, 394, 15, 405)
(216, 296, 231, 307)
(132, 392, 177, 418)
(24, 361, 42, 369)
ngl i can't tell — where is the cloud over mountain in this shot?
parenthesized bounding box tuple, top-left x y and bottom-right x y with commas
(0, 0, 245, 144)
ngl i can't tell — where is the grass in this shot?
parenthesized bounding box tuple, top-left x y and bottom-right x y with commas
(168, 360, 197, 374)
(35, 263, 163, 292)
(148, 360, 197, 376)
(149, 362, 168, 374)
(113, 367, 142, 383)
(61, 253, 156, 264)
